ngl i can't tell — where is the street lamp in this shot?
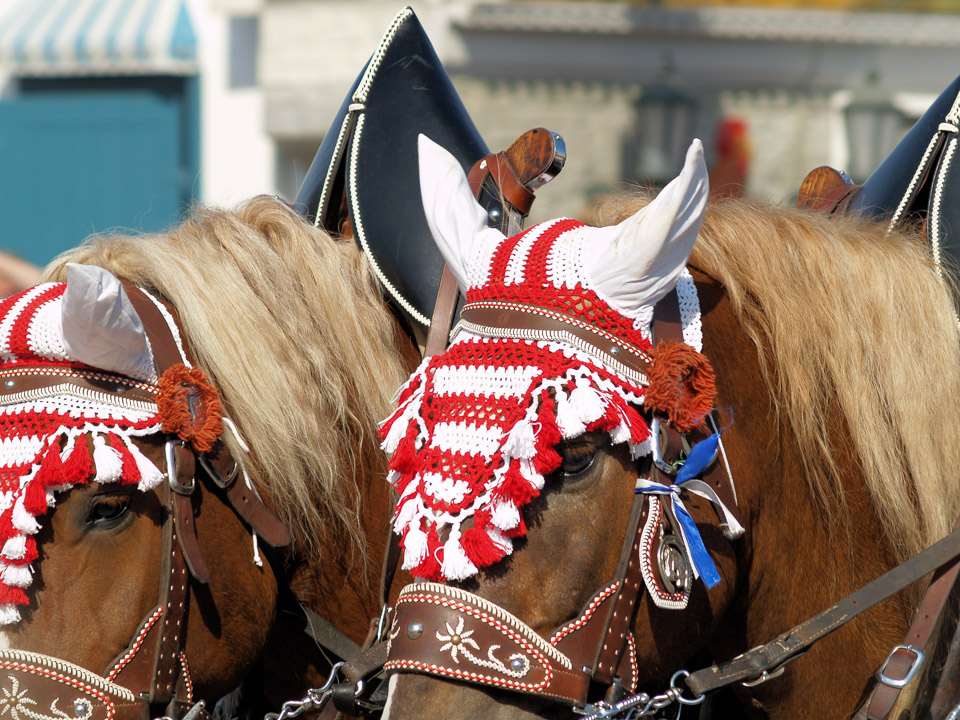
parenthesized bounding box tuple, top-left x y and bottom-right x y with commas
(844, 79, 907, 182)
(627, 84, 698, 186)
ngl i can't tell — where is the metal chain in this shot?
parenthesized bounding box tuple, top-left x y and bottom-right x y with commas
(578, 671, 704, 720)
(263, 662, 344, 720)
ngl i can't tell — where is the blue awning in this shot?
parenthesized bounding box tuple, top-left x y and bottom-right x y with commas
(0, 0, 197, 77)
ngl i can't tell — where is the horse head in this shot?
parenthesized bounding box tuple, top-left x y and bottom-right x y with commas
(382, 137, 960, 719)
(0, 197, 414, 720)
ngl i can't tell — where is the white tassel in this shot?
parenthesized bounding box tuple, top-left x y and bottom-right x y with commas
(519, 459, 545, 491)
(503, 419, 536, 459)
(569, 381, 606, 424)
(92, 434, 122, 483)
(630, 433, 655, 459)
(381, 406, 415, 453)
(2, 535, 25, 560)
(126, 439, 164, 491)
(401, 525, 429, 570)
(609, 420, 632, 446)
(486, 527, 513, 558)
(0, 563, 31, 588)
(555, 392, 586, 439)
(393, 497, 420, 530)
(11, 500, 38, 535)
(252, 532, 263, 567)
(0, 604, 20, 625)
(441, 534, 478, 581)
(489, 499, 521, 532)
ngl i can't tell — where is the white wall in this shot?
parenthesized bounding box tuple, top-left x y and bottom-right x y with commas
(190, 0, 276, 207)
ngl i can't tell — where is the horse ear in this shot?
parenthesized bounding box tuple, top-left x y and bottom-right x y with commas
(585, 139, 709, 312)
(62, 263, 156, 381)
(418, 134, 506, 292)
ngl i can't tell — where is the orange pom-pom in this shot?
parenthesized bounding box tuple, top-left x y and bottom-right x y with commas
(158, 364, 223, 453)
(645, 341, 717, 434)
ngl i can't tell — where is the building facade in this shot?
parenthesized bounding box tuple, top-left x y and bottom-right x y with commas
(2, 0, 959, 265)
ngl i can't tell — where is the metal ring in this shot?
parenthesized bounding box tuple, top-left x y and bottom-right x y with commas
(670, 670, 705, 706)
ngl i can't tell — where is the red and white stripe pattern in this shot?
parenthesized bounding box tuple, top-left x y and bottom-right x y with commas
(381, 220, 656, 582)
(0, 284, 165, 624)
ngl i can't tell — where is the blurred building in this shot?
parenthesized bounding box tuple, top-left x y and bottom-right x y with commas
(2, 0, 959, 264)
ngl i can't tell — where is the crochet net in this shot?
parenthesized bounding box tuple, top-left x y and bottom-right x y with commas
(0, 284, 166, 624)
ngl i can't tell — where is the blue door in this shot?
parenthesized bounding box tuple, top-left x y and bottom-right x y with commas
(0, 80, 197, 267)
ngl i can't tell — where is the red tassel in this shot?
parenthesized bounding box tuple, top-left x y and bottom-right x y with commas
(505, 516, 527, 539)
(0, 512, 16, 542)
(33, 444, 65, 488)
(388, 427, 419, 474)
(109, 434, 140, 485)
(393, 471, 416, 496)
(22, 481, 48, 516)
(409, 528, 442, 581)
(533, 396, 563, 474)
(62, 438, 93, 484)
(461, 526, 507, 567)
(494, 463, 539, 505)
(0, 584, 27, 606)
(8, 537, 38, 565)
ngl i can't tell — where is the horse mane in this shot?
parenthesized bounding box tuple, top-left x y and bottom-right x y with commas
(592, 193, 960, 561)
(43, 196, 410, 561)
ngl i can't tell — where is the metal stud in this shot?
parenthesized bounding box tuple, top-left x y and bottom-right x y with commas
(450, 633, 462, 645)
(3, 380, 13, 389)
(488, 207, 502, 224)
(406, 621, 423, 640)
(510, 658, 526, 673)
(74, 701, 88, 717)
(609, 346, 621, 356)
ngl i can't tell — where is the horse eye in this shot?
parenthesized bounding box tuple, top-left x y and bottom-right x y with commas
(558, 441, 597, 477)
(87, 495, 131, 526)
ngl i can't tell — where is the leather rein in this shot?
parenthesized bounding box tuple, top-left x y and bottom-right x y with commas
(0, 282, 291, 720)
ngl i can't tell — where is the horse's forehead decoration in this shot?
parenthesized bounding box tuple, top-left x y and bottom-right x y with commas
(0, 265, 221, 624)
(380, 136, 715, 582)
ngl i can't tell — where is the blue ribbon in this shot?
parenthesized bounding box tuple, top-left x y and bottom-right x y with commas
(635, 433, 723, 589)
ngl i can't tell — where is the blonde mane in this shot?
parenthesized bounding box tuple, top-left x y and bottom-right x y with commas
(593, 194, 960, 560)
(43, 196, 410, 560)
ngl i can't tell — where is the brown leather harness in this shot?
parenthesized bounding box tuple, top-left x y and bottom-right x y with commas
(381, 278, 960, 717)
(384, 289, 737, 711)
(0, 282, 292, 720)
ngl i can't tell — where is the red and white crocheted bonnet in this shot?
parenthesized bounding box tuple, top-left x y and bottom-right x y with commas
(380, 136, 715, 582)
(0, 264, 218, 624)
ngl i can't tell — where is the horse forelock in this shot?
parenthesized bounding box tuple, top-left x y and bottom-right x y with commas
(43, 197, 410, 563)
(594, 192, 960, 560)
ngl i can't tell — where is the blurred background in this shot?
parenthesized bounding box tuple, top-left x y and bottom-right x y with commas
(1, 0, 959, 273)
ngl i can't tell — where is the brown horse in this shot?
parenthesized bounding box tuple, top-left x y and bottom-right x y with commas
(380, 137, 960, 720)
(0, 196, 413, 718)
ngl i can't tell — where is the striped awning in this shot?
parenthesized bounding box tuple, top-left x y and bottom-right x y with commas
(0, 0, 197, 77)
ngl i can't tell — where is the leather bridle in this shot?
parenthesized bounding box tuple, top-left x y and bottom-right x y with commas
(384, 289, 739, 710)
(0, 281, 291, 720)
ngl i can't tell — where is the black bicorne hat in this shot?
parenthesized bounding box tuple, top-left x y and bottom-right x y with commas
(850, 74, 960, 268)
(294, 7, 488, 329)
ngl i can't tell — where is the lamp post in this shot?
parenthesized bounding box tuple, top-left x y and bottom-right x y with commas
(844, 80, 907, 182)
(627, 84, 697, 186)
